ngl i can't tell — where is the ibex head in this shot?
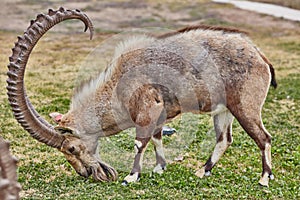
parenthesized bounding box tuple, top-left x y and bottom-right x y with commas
(49, 112, 118, 181)
(7, 7, 117, 182)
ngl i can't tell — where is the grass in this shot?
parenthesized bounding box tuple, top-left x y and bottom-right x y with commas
(0, 1, 300, 199)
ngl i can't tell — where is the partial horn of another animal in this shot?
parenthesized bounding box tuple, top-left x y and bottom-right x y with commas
(0, 137, 21, 200)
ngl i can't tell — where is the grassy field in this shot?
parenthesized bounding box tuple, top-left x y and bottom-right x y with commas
(0, 0, 300, 199)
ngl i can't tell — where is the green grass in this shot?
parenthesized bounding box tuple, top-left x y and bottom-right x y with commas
(5, 74, 298, 200)
(0, 1, 300, 199)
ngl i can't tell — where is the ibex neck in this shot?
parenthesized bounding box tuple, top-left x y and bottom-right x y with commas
(94, 78, 134, 137)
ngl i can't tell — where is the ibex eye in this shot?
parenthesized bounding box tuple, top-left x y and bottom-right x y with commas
(61, 129, 72, 134)
(55, 127, 73, 135)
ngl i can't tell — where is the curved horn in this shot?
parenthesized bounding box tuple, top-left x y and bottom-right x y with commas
(7, 7, 94, 148)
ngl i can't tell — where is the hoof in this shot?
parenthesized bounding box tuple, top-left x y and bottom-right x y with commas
(195, 167, 205, 178)
(122, 172, 140, 185)
(259, 173, 270, 187)
(153, 164, 166, 174)
(195, 167, 211, 178)
(121, 180, 128, 186)
(204, 170, 211, 177)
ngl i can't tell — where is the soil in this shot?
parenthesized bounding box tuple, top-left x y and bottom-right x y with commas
(1, 0, 299, 33)
(1, 0, 299, 81)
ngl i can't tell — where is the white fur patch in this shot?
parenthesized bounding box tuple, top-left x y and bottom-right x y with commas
(124, 172, 139, 183)
(211, 110, 234, 163)
(135, 140, 143, 149)
(134, 140, 142, 155)
(211, 140, 227, 164)
(153, 164, 165, 174)
(259, 173, 269, 187)
(264, 143, 272, 169)
(151, 137, 165, 159)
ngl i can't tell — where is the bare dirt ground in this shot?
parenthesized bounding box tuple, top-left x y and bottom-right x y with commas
(1, 0, 299, 33)
(1, 0, 299, 80)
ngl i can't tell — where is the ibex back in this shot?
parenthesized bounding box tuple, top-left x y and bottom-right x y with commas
(7, 8, 276, 187)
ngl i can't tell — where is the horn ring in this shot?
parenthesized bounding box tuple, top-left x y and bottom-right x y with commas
(7, 7, 94, 148)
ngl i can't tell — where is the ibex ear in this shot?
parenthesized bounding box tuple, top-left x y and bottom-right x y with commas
(49, 112, 63, 124)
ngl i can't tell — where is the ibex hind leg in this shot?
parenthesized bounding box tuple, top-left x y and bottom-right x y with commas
(229, 105, 273, 187)
(195, 110, 234, 178)
(151, 129, 167, 174)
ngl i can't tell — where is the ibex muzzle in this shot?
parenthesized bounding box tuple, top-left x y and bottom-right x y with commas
(7, 8, 276, 187)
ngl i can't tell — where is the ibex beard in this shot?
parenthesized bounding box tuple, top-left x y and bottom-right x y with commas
(7, 8, 276, 187)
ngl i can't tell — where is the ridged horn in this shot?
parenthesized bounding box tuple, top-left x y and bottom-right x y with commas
(6, 8, 94, 148)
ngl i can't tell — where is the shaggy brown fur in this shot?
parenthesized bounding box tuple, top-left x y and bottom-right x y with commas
(157, 24, 248, 39)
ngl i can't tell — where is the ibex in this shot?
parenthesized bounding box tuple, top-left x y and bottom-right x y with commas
(7, 8, 277, 186)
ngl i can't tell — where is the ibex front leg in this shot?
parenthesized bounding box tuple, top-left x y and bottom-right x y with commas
(122, 133, 151, 185)
(122, 86, 165, 185)
(196, 110, 234, 178)
(122, 128, 164, 185)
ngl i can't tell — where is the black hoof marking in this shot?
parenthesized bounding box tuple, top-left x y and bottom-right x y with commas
(258, 182, 268, 187)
